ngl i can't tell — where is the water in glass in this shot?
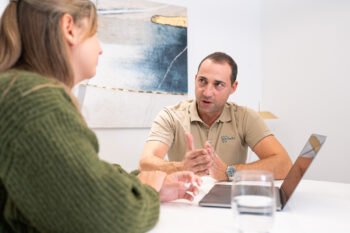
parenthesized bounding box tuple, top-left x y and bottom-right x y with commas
(231, 170, 275, 233)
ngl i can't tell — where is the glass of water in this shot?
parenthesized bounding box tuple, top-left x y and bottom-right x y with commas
(231, 170, 275, 233)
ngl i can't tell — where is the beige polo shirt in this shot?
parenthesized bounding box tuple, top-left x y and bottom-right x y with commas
(147, 99, 272, 165)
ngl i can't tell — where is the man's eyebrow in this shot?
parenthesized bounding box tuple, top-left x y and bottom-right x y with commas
(214, 80, 226, 84)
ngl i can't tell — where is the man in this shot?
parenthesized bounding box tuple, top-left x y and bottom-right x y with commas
(139, 52, 292, 180)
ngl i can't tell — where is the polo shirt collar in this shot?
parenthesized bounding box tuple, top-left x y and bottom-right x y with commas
(189, 100, 202, 122)
(190, 100, 232, 123)
(218, 103, 232, 123)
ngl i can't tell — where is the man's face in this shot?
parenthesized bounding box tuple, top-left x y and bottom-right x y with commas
(195, 59, 237, 117)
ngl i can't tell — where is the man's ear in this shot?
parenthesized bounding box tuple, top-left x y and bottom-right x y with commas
(61, 13, 76, 46)
(230, 81, 238, 94)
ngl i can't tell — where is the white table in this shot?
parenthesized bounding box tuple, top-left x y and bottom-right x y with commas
(149, 176, 350, 233)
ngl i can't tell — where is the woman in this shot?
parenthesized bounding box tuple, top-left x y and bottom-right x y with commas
(0, 0, 200, 232)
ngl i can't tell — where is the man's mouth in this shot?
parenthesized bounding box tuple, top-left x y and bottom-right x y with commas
(202, 99, 212, 104)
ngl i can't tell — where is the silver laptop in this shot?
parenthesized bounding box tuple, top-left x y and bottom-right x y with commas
(199, 134, 327, 211)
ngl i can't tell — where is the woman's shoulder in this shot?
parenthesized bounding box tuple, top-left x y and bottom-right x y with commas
(0, 70, 77, 120)
(1, 69, 47, 81)
(0, 70, 70, 102)
(1, 69, 60, 90)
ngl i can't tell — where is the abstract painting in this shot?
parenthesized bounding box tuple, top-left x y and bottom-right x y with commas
(76, 0, 188, 128)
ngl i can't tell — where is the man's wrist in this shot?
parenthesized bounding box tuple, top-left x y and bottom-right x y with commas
(175, 161, 185, 172)
(225, 165, 236, 181)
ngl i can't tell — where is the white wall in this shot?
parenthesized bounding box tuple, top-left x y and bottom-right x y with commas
(261, 0, 350, 183)
(0, 0, 6, 14)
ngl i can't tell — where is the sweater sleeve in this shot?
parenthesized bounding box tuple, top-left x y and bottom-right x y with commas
(2, 88, 160, 233)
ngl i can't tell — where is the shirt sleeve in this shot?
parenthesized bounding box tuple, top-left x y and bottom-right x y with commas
(243, 107, 272, 149)
(2, 91, 160, 233)
(147, 108, 176, 147)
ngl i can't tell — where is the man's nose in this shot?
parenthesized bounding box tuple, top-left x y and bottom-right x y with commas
(203, 84, 214, 97)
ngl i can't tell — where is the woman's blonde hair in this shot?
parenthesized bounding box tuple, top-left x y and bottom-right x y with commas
(0, 0, 98, 88)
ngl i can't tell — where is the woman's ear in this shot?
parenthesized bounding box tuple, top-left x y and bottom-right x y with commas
(61, 13, 77, 46)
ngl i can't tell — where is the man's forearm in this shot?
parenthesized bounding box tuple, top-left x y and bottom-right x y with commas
(235, 154, 292, 179)
(139, 155, 184, 174)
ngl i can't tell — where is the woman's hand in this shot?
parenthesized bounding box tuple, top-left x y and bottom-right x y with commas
(137, 171, 167, 192)
(159, 171, 202, 202)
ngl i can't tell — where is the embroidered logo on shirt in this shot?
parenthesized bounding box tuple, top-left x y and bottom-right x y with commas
(221, 136, 235, 143)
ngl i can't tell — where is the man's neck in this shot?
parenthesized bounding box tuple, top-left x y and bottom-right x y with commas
(198, 110, 222, 127)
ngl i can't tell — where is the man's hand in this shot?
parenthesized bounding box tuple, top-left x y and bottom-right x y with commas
(181, 133, 213, 176)
(206, 141, 229, 181)
(159, 171, 202, 202)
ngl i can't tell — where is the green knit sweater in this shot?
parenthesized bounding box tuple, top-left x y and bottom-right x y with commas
(0, 70, 160, 233)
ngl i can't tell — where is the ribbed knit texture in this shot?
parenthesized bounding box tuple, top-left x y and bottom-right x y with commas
(0, 70, 160, 233)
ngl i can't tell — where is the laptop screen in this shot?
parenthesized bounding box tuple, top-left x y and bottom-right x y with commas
(280, 134, 327, 206)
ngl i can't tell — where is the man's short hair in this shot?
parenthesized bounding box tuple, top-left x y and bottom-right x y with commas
(197, 52, 238, 86)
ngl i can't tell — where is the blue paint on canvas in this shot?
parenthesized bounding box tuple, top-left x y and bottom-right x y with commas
(120, 22, 187, 94)
(92, 2, 188, 95)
